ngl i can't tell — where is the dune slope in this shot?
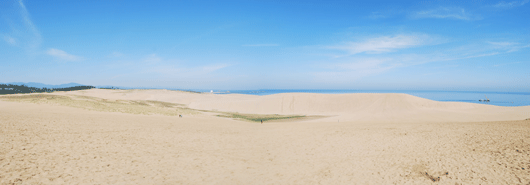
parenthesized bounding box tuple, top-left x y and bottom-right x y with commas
(55, 89, 530, 123)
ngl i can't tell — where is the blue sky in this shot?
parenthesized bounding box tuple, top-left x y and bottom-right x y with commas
(1, 0, 529, 91)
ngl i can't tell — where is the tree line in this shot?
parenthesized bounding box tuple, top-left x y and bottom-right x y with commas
(0, 84, 95, 95)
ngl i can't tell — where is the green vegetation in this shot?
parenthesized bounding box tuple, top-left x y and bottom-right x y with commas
(98, 87, 120, 90)
(0, 84, 95, 94)
(174, 90, 202, 94)
(145, 100, 185, 107)
(0, 94, 325, 122)
(217, 112, 315, 122)
(0, 94, 199, 116)
(100, 88, 202, 94)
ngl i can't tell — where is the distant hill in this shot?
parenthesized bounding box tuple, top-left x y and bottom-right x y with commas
(5, 82, 87, 89)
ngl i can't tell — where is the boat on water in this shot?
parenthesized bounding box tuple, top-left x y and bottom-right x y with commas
(479, 95, 490, 102)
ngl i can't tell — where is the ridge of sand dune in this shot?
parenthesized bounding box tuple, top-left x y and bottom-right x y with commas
(56, 89, 530, 123)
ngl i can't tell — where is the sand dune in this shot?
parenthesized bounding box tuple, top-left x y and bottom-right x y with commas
(57, 89, 530, 123)
(1, 89, 529, 184)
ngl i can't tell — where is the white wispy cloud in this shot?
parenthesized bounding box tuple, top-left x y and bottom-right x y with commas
(16, 0, 41, 49)
(1, 0, 41, 50)
(314, 38, 530, 82)
(317, 34, 443, 80)
(202, 64, 229, 73)
(46, 48, 82, 61)
(493, 62, 521, 67)
(486, 41, 517, 47)
(367, 10, 403, 19)
(312, 58, 402, 82)
(242, 44, 279, 47)
(461, 52, 500, 59)
(108, 54, 230, 78)
(3, 35, 17, 45)
(486, 41, 529, 52)
(109, 51, 124, 57)
(368, 11, 387, 19)
(412, 7, 480, 20)
(334, 58, 392, 70)
(143, 54, 163, 63)
(327, 34, 436, 55)
(493, 0, 529, 8)
(146, 63, 229, 76)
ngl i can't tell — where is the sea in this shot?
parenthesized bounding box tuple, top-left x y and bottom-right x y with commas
(188, 89, 530, 107)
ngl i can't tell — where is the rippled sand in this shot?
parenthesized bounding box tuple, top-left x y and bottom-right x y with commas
(1, 89, 529, 184)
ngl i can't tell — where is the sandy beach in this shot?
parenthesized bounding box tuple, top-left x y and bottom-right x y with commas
(1, 89, 529, 184)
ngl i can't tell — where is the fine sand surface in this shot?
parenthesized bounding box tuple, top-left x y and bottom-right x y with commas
(1, 89, 529, 184)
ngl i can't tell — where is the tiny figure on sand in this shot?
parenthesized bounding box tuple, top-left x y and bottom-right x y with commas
(261, 120, 263, 124)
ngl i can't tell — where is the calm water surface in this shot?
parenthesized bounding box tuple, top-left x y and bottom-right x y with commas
(189, 89, 530, 107)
